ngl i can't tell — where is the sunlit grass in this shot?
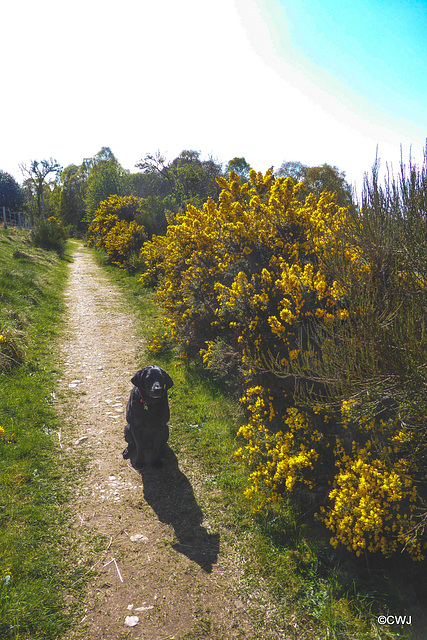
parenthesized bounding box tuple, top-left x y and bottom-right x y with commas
(0, 227, 83, 639)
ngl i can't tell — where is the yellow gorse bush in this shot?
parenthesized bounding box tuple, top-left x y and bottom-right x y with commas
(140, 170, 350, 357)
(235, 391, 321, 508)
(138, 169, 426, 559)
(87, 195, 146, 271)
(321, 439, 420, 558)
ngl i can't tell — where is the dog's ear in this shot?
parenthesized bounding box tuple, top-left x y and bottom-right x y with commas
(131, 369, 146, 387)
(161, 368, 174, 390)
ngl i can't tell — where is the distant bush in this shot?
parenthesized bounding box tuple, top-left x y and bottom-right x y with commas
(31, 216, 67, 255)
(87, 195, 147, 271)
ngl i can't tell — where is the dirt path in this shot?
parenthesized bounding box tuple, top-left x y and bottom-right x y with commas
(57, 243, 262, 640)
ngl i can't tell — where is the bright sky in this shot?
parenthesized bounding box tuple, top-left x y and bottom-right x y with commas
(1, 0, 425, 193)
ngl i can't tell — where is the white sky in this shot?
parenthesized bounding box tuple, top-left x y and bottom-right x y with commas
(1, 0, 425, 193)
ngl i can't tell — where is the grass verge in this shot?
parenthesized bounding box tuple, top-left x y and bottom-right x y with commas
(0, 228, 86, 639)
(89, 246, 425, 639)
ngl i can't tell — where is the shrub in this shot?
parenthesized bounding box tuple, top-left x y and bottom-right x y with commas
(87, 195, 146, 271)
(31, 216, 67, 255)
(140, 169, 352, 364)
(299, 154, 427, 559)
(139, 165, 427, 560)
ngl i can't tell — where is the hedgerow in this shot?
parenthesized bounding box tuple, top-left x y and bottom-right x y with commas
(139, 166, 427, 560)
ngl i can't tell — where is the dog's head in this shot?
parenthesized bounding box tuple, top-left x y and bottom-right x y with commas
(131, 365, 174, 400)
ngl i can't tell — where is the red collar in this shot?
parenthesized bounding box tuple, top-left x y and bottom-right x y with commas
(138, 389, 160, 407)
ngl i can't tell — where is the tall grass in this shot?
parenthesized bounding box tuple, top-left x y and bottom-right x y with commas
(302, 151, 427, 405)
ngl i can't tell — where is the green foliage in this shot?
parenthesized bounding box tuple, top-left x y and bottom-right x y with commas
(277, 160, 309, 182)
(19, 158, 62, 218)
(85, 147, 131, 220)
(59, 163, 89, 235)
(135, 149, 223, 215)
(0, 171, 24, 210)
(278, 160, 353, 206)
(225, 157, 251, 181)
(135, 194, 171, 237)
(170, 149, 223, 208)
(31, 216, 68, 255)
(305, 164, 353, 206)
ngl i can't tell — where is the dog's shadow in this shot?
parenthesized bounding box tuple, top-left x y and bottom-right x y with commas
(138, 447, 220, 573)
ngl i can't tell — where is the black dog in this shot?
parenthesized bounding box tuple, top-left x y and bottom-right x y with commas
(123, 365, 173, 469)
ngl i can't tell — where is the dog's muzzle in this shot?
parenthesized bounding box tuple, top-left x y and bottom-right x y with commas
(150, 382, 163, 398)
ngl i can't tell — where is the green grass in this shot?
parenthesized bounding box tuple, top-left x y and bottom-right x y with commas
(89, 246, 426, 640)
(0, 227, 84, 639)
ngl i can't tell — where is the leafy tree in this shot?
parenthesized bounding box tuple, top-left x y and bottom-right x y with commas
(277, 160, 308, 183)
(59, 163, 89, 234)
(278, 160, 353, 206)
(136, 150, 223, 207)
(225, 157, 251, 182)
(305, 164, 353, 206)
(135, 195, 172, 237)
(85, 147, 131, 220)
(131, 167, 170, 200)
(135, 150, 223, 230)
(135, 151, 176, 196)
(170, 150, 223, 208)
(19, 158, 61, 219)
(0, 171, 24, 210)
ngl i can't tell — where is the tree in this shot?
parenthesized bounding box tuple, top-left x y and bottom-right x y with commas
(277, 160, 353, 206)
(225, 157, 251, 182)
(277, 160, 308, 183)
(135, 151, 176, 197)
(85, 148, 131, 220)
(59, 164, 89, 234)
(19, 158, 61, 219)
(0, 171, 24, 210)
(134, 150, 223, 229)
(169, 150, 223, 208)
(305, 163, 353, 206)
